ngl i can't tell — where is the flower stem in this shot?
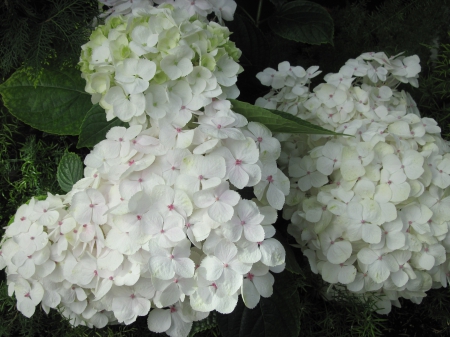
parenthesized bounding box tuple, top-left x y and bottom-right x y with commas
(256, 0, 263, 27)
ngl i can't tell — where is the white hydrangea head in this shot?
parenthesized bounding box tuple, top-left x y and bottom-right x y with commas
(256, 52, 450, 314)
(1, 98, 286, 336)
(99, 0, 237, 23)
(81, 3, 241, 126)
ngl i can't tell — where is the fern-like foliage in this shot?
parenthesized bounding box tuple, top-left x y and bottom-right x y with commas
(0, 0, 100, 80)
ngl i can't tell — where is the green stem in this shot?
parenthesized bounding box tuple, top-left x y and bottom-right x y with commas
(256, 0, 263, 27)
(238, 5, 256, 25)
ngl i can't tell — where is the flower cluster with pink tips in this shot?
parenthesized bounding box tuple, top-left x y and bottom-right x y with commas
(257, 51, 450, 314)
(0, 3, 288, 336)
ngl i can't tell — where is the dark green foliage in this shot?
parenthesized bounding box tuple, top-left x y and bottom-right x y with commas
(1, 1, 450, 337)
(0, 0, 100, 79)
(294, 0, 450, 77)
(0, 104, 72, 226)
(416, 34, 450, 138)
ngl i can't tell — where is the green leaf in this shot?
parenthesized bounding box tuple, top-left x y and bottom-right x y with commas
(268, 0, 334, 45)
(57, 152, 83, 193)
(77, 104, 128, 148)
(269, 0, 287, 9)
(0, 67, 92, 135)
(226, 13, 270, 68)
(217, 271, 301, 337)
(229, 99, 339, 135)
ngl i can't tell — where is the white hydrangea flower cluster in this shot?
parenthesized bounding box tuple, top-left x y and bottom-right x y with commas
(256, 52, 450, 314)
(98, 0, 237, 23)
(80, 3, 241, 126)
(0, 98, 286, 336)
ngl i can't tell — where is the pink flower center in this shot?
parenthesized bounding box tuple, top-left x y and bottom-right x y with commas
(128, 160, 135, 166)
(89, 203, 95, 208)
(30, 236, 35, 240)
(109, 276, 114, 280)
(235, 159, 242, 166)
(176, 128, 182, 133)
(119, 138, 123, 142)
(241, 220, 246, 225)
(130, 294, 136, 299)
(217, 124, 222, 129)
(138, 178, 143, 182)
(198, 175, 204, 180)
(24, 292, 31, 298)
(83, 224, 87, 228)
(267, 175, 274, 183)
(20, 217, 26, 221)
(247, 273, 254, 281)
(171, 166, 176, 171)
(137, 215, 142, 220)
(43, 209, 47, 213)
(94, 270, 98, 276)
(257, 137, 263, 142)
(170, 305, 177, 313)
(168, 204, 175, 211)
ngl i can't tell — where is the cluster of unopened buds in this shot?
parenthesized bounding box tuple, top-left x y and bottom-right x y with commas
(257, 51, 450, 314)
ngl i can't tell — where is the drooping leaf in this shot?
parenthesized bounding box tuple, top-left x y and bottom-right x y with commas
(268, 0, 334, 45)
(229, 99, 339, 135)
(217, 271, 301, 337)
(77, 104, 127, 148)
(0, 67, 92, 135)
(57, 152, 83, 193)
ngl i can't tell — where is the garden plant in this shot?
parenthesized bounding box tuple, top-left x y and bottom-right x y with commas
(1, 0, 450, 336)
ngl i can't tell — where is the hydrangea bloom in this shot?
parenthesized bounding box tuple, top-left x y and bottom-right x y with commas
(256, 52, 450, 314)
(1, 98, 286, 336)
(99, 0, 237, 23)
(80, 3, 241, 126)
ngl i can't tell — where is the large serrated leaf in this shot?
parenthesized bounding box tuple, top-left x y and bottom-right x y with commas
(268, 0, 334, 45)
(77, 104, 128, 148)
(217, 271, 301, 337)
(0, 67, 92, 135)
(57, 152, 83, 193)
(229, 99, 339, 135)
